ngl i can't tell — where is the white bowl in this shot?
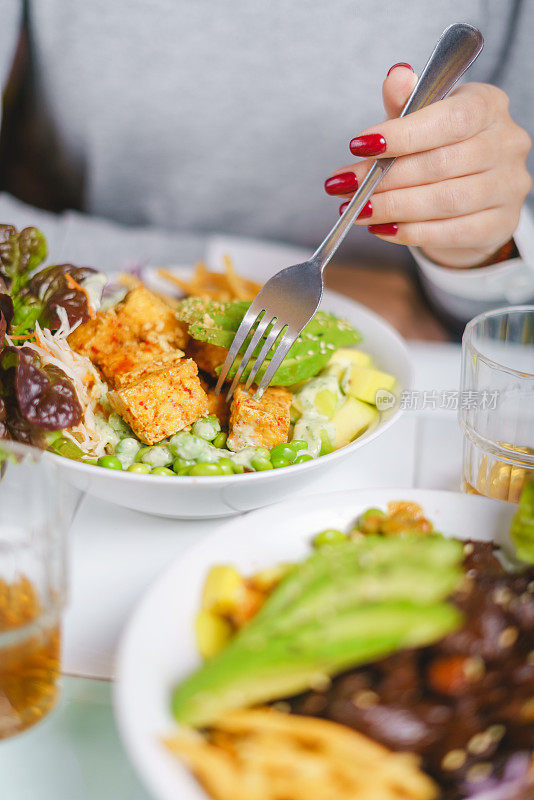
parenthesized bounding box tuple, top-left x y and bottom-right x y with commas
(114, 488, 516, 800)
(48, 288, 413, 518)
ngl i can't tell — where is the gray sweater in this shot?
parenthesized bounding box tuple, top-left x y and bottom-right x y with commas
(0, 1, 533, 313)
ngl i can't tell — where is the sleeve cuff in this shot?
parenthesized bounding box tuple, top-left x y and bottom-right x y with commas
(410, 205, 534, 304)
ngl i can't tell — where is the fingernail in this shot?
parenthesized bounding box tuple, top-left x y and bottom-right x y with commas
(387, 62, 413, 77)
(325, 171, 358, 196)
(368, 223, 398, 236)
(339, 200, 373, 218)
(350, 133, 387, 156)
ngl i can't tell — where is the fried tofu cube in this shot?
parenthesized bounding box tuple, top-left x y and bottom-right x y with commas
(108, 358, 208, 444)
(187, 339, 227, 378)
(227, 386, 292, 452)
(112, 350, 185, 389)
(68, 285, 188, 386)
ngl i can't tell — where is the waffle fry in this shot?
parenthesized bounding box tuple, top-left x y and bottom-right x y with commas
(164, 708, 437, 800)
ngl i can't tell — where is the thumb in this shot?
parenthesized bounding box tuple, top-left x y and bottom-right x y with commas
(382, 63, 418, 119)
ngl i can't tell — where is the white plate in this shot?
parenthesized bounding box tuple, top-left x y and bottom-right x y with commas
(49, 264, 413, 519)
(114, 488, 515, 800)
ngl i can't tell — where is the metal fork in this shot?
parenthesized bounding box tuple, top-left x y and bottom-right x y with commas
(216, 22, 484, 401)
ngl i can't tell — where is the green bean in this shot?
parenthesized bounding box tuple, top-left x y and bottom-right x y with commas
(151, 466, 175, 476)
(97, 455, 123, 470)
(128, 463, 151, 474)
(189, 463, 223, 477)
(313, 529, 348, 548)
(213, 432, 228, 449)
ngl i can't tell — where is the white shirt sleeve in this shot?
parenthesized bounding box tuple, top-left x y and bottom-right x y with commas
(410, 205, 534, 309)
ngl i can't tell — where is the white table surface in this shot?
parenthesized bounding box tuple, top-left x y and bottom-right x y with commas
(1, 340, 466, 799)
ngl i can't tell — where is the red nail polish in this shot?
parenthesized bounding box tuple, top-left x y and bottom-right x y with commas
(387, 62, 413, 76)
(358, 200, 373, 219)
(339, 199, 373, 218)
(350, 134, 387, 157)
(368, 223, 398, 236)
(325, 172, 358, 196)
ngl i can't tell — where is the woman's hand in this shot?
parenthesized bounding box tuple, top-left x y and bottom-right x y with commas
(325, 64, 532, 268)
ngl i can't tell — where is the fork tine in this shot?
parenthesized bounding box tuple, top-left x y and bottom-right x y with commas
(253, 329, 298, 400)
(225, 313, 275, 401)
(214, 304, 264, 394)
(244, 320, 286, 392)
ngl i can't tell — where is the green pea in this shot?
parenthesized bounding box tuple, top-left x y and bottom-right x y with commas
(189, 463, 223, 477)
(294, 454, 313, 464)
(128, 462, 151, 474)
(172, 457, 194, 474)
(291, 440, 308, 451)
(97, 455, 123, 470)
(217, 458, 235, 475)
(359, 507, 386, 522)
(251, 457, 274, 471)
(135, 446, 152, 462)
(270, 444, 297, 464)
(313, 529, 347, 548)
(232, 463, 245, 474)
(271, 455, 290, 469)
(213, 432, 228, 449)
(150, 466, 175, 476)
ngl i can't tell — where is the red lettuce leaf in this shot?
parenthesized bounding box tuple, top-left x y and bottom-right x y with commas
(22, 263, 98, 330)
(0, 346, 82, 437)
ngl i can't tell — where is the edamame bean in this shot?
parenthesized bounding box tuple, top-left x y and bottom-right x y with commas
(189, 463, 223, 477)
(291, 440, 308, 451)
(83, 458, 99, 467)
(151, 466, 175, 476)
(232, 463, 245, 474)
(128, 462, 151, 474)
(253, 447, 271, 460)
(294, 454, 313, 464)
(172, 457, 194, 473)
(168, 432, 207, 460)
(271, 455, 290, 469)
(135, 446, 152, 462)
(212, 432, 228, 449)
(270, 443, 297, 464)
(313, 529, 347, 548)
(140, 446, 173, 468)
(116, 436, 142, 469)
(107, 412, 131, 438)
(251, 457, 274, 471)
(192, 415, 221, 441)
(217, 458, 235, 475)
(97, 455, 123, 470)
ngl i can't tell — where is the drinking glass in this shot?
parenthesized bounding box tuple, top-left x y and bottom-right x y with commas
(460, 305, 534, 502)
(0, 440, 69, 739)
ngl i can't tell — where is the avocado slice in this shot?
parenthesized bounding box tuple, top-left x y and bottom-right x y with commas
(171, 534, 464, 727)
(176, 298, 361, 386)
(510, 475, 534, 563)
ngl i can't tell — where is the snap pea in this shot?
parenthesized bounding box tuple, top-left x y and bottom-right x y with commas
(294, 454, 313, 464)
(251, 457, 274, 471)
(313, 529, 347, 548)
(189, 463, 223, 477)
(97, 455, 123, 470)
(128, 463, 151, 474)
(213, 432, 228, 449)
(151, 466, 175, 476)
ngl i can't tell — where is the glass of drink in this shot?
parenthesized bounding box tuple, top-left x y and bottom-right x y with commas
(0, 440, 69, 739)
(460, 305, 534, 502)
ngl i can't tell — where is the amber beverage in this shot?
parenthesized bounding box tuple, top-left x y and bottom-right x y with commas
(0, 442, 68, 739)
(460, 307, 534, 503)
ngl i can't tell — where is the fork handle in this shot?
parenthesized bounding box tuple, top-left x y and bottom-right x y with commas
(312, 22, 484, 270)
